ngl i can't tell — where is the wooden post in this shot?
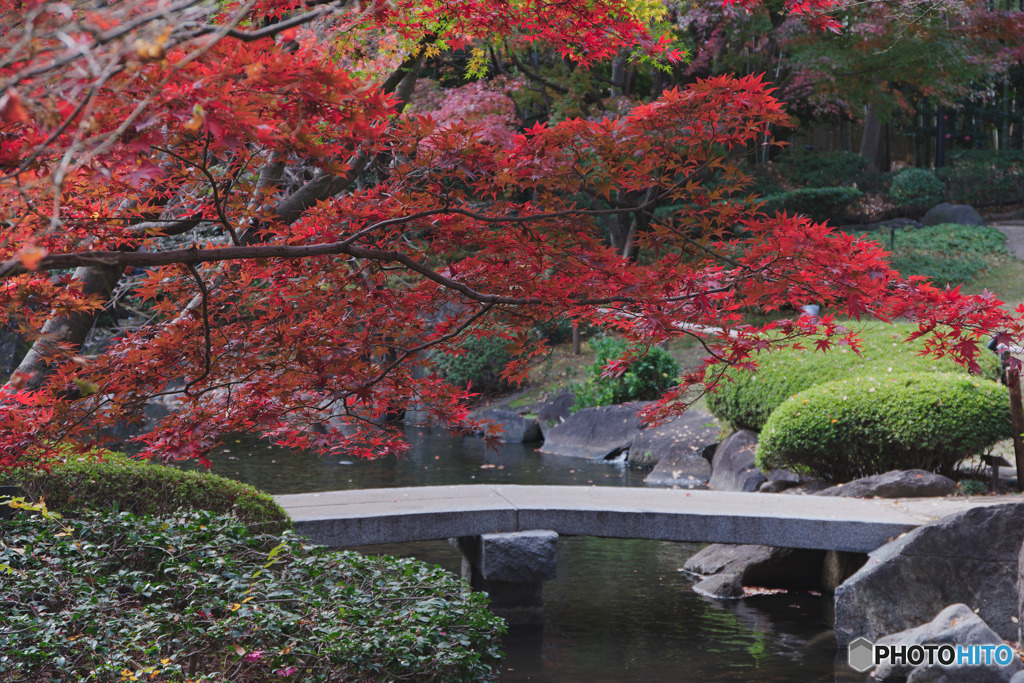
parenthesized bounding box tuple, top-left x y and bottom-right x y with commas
(572, 325, 581, 356)
(1010, 368, 1024, 492)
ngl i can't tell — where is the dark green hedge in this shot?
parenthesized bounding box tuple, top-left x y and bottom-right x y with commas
(939, 150, 1024, 207)
(755, 372, 1011, 482)
(706, 322, 1003, 432)
(0, 451, 291, 534)
(0, 509, 504, 681)
(781, 151, 869, 188)
(759, 186, 862, 223)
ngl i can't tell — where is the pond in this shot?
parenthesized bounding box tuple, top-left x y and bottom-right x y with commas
(196, 427, 864, 682)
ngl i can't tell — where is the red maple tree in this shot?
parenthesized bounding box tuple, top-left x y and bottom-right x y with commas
(0, 0, 1017, 468)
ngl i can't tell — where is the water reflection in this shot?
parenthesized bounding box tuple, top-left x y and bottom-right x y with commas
(184, 429, 861, 682)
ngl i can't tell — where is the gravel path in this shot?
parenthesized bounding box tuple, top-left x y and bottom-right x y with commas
(991, 220, 1024, 259)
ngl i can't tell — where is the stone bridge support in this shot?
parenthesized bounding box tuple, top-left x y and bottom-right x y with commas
(451, 530, 558, 625)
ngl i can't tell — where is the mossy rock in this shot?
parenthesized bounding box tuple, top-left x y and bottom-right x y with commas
(706, 322, 1003, 432)
(755, 372, 1011, 482)
(0, 451, 290, 534)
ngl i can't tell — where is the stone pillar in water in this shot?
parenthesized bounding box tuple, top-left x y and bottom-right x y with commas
(450, 530, 558, 625)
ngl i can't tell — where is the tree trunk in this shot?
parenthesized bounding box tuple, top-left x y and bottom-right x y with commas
(858, 105, 883, 172)
(13, 265, 124, 390)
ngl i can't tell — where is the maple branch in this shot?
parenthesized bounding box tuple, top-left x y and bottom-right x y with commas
(182, 263, 212, 398)
(508, 54, 570, 94)
(187, 3, 350, 43)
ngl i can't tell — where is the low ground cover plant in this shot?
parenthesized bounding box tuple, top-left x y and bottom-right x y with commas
(881, 223, 1009, 286)
(755, 372, 1011, 482)
(706, 322, 1003, 432)
(572, 336, 680, 409)
(0, 506, 505, 682)
(0, 450, 291, 534)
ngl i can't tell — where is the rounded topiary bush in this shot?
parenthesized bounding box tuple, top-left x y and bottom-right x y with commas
(889, 168, 944, 214)
(755, 372, 1011, 482)
(572, 336, 680, 409)
(706, 322, 1002, 432)
(430, 333, 514, 394)
(0, 509, 505, 682)
(0, 450, 291, 534)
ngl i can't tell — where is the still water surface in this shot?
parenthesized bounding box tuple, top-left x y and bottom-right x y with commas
(196, 427, 860, 682)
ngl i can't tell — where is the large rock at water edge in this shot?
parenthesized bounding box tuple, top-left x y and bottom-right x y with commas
(627, 409, 720, 467)
(535, 392, 575, 439)
(834, 503, 1024, 646)
(710, 430, 766, 492)
(818, 470, 957, 499)
(684, 543, 824, 590)
(872, 603, 1021, 682)
(644, 449, 713, 488)
(692, 572, 744, 599)
(481, 409, 542, 443)
(540, 403, 647, 459)
(922, 203, 984, 227)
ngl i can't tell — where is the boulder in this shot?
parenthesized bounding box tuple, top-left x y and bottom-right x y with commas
(818, 470, 957, 499)
(481, 409, 542, 444)
(684, 543, 825, 590)
(759, 479, 800, 493)
(535, 392, 575, 439)
(692, 572, 744, 599)
(922, 203, 984, 227)
(872, 604, 1021, 682)
(835, 503, 1024, 646)
(710, 430, 766, 492)
(539, 403, 647, 459)
(626, 409, 720, 467)
(782, 480, 832, 495)
(644, 450, 712, 488)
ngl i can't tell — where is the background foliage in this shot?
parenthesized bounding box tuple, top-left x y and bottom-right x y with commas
(572, 336, 680, 409)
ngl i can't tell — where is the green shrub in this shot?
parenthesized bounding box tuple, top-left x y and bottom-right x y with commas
(430, 333, 514, 394)
(782, 151, 869, 188)
(0, 450, 291, 534)
(755, 372, 1011, 482)
(706, 322, 1003, 432)
(939, 150, 1024, 207)
(889, 168, 944, 214)
(572, 336, 680, 409)
(760, 186, 862, 223)
(0, 508, 505, 681)
(958, 479, 989, 496)
(880, 223, 1008, 286)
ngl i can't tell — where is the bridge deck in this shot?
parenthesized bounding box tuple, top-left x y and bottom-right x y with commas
(276, 485, 1006, 553)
